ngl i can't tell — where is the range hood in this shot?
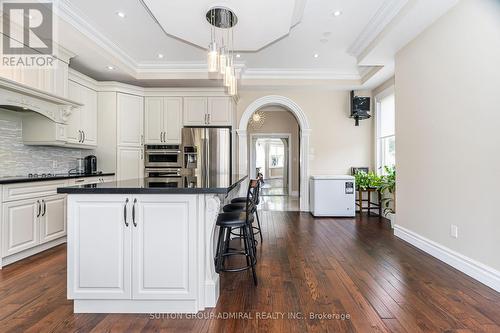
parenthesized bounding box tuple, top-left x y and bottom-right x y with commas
(0, 76, 81, 124)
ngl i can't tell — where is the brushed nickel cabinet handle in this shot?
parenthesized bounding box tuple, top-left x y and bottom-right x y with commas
(124, 198, 129, 227)
(132, 198, 137, 227)
(42, 200, 46, 216)
(36, 200, 41, 218)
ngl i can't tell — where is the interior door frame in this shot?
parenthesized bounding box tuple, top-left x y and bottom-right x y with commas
(249, 133, 292, 194)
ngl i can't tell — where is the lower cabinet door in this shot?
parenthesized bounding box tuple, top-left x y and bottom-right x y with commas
(39, 194, 66, 244)
(68, 196, 132, 299)
(117, 147, 144, 181)
(132, 195, 197, 299)
(2, 199, 39, 257)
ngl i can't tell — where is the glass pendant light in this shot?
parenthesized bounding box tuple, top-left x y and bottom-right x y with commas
(229, 70, 237, 96)
(219, 48, 227, 75)
(207, 41, 219, 72)
(206, 7, 238, 95)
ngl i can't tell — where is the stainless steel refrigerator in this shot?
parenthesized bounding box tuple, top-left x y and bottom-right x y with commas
(181, 127, 232, 187)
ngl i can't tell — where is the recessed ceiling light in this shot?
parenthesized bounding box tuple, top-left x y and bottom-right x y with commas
(116, 11, 126, 18)
(107, 65, 115, 70)
(322, 32, 332, 37)
(157, 53, 164, 59)
(314, 54, 319, 58)
(333, 10, 342, 17)
(236, 54, 241, 58)
(320, 38, 329, 43)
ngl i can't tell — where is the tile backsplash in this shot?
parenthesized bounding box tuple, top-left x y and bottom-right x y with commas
(0, 111, 83, 177)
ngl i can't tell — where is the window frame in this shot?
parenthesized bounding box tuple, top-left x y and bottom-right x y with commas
(375, 86, 395, 175)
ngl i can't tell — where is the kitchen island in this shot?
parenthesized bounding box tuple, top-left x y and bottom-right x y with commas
(58, 175, 247, 313)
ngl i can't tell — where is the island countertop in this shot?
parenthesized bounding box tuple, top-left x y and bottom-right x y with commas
(57, 174, 247, 195)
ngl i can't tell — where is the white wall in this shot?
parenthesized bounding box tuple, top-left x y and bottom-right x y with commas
(237, 89, 374, 176)
(395, 0, 500, 271)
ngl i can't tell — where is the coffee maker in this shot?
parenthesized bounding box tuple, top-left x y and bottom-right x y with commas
(84, 155, 97, 174)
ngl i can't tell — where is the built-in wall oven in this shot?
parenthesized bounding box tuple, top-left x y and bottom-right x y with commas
(144, 168, 183, 188)
(144, 145, 182, 168)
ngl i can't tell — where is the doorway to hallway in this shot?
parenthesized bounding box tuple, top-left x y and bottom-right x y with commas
(254, 137, 289, 196)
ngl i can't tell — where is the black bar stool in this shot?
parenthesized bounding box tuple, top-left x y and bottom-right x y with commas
(225, 176, 263, 242)
(214, 179, 259, 286)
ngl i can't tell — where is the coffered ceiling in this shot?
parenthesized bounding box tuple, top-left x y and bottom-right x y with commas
(56, 0, 459, 89)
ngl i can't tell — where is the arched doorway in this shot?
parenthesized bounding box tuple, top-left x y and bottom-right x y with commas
(237, 95, 311, 211)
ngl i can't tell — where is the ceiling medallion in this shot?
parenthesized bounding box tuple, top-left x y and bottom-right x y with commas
(249, 111, 266, 129)
(206, 7, 238, 96)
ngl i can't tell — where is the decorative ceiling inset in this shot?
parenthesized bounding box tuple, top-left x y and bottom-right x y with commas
(140, 0, 306, 51)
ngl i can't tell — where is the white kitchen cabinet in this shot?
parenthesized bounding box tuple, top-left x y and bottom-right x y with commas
(117, 147, 144, 181)
(145, 97, 183, 144)
(68, 196, 132, 299)
(117, 93, 144, 147)
(183, 97, 208, 126)
(144, 97, 164, 144)
(132, 195, 196, 299)
(68, 194, 197, 302)
(183, 97, 232, 126)
(2, 198, 39, 257)
(67, 80, 82, 144)
(164, 98, 183, 143)
(207, 97, 232, 126)
(39, 195, 66, 244)
(67, 80, 98, 147)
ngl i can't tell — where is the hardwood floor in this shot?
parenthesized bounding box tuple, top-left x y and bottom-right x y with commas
(1, 212, 500, 332)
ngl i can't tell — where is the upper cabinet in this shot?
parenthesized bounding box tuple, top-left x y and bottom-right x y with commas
(0, 46, 73, 98)
(207, 97, 232, 126)
(183, 97, 208, 126)
(67, 80, 98, 147)
(117, 93, 144, 147)
(145, 97, 182, 144)
(183, 97, 232, 126)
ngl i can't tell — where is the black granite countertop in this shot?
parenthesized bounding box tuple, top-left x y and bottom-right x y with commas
(0, 172, 115, 185)
(57, 174, 248, 195)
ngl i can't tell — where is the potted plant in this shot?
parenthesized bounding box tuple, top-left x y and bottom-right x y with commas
(379, 166, 396, 228)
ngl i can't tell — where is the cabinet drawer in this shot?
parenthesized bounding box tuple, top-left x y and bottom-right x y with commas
(2, 180, 68, 202)
(69, 176, 115, 186)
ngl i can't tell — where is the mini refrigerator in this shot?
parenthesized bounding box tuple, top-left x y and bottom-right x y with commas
(309, 175, 356, 217)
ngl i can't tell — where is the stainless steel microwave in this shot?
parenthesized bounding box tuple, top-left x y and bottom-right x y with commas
(144, 145, 182, 168)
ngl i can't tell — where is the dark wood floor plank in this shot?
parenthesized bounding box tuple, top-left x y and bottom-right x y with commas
(0, 212, 499, 332)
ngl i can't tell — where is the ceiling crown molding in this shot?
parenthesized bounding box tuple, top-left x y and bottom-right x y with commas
(347, 0, 409, 59)
(58, 0, 137, 72)
(242, 69, 360, 80)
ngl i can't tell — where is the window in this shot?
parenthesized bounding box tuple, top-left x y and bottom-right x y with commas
(376, 90, 395, 174)
(269, 143, 284, 168)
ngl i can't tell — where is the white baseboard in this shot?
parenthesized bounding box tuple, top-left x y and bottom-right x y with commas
(0, 237, 67, 269)
(394, 225, 500, 292)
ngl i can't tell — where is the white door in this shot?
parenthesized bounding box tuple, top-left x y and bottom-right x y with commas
(145, 97, 164, 144)
(2, 199, 39, 257)
(164, 97, 182, 144)
(207, 97, 232, 126)
(117, 147, 144, 181)
(81, 86, 98, 146)
(117, 93, 144, 147)
(132, 195, 197, 299)
(68, 196, 132, 299)
(183, 97, 207, 126)
(67, 80, 83, 144)
(40, 195, 67, 244)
